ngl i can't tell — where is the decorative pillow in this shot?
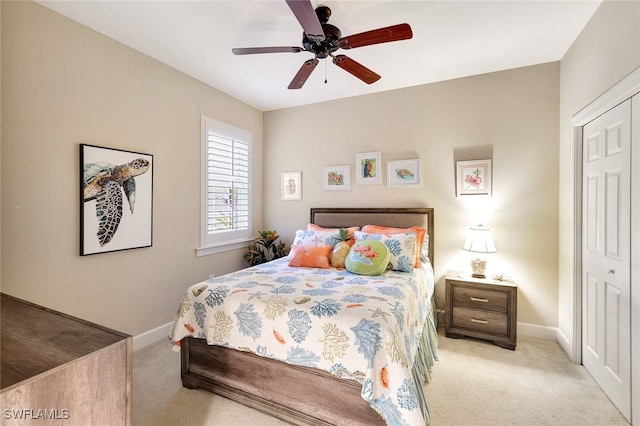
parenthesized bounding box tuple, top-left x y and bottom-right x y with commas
(291, 230, 340, 249)
(355, 231, 416, 272)
(361, 225, 426, 268)
(288, 245, 333, 268)
(420, 234, 430, 264)
(345, 240, 390, 276)
(330, 243, 350, 268)
(307, 224, 359, 247)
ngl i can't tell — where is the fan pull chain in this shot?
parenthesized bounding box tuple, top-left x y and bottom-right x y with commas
(324, 59, 328, 84)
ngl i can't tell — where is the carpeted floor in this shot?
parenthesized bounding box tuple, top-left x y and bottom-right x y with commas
(133, 331, 630, 425)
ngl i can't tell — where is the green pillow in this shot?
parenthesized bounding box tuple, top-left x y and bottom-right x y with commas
(345, 240, 390, 276)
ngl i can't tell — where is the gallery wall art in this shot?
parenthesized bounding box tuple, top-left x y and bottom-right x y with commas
(355, 151, 382, 184)
(387, 159, 421, 186)
(281, 171, 302, 200)
(322, 165, 351, 191)
(456, 159, 492, 196)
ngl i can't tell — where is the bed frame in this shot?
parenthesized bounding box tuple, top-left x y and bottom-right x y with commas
(181, 207, 434, 425)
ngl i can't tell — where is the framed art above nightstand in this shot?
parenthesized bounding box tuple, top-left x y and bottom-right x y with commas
(445, 272, 518, 350)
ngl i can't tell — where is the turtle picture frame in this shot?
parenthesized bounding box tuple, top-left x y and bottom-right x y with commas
(80, 144, 153, 256)
(387, 159, 421, 186)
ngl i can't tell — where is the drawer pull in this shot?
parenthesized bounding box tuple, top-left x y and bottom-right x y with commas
(470, 297, 489, 303)
(471, 318, 488, 324)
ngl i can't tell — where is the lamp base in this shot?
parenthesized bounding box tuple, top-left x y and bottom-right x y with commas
(470, 258, 487, 279)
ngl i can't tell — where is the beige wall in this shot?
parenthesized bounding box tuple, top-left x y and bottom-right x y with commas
(558, 1, 640, 349)
(1, 1, 263, 336)
(264, 63, 560, 329)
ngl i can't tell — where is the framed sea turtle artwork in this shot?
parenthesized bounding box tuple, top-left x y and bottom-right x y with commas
(80, 144, 153, 255)
(387, 159, 421, 187)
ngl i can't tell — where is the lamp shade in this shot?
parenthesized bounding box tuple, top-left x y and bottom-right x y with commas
(463, 225, 496, 253)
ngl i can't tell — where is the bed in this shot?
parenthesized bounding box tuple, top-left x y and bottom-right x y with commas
(169, 207, 437, 425)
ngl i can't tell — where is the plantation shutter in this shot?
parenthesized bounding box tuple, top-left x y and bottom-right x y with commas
(201, 117, 252, 248)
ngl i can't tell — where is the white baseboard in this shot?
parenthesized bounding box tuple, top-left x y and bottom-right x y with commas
(133, 321, 173, 352)
(517, 321, 557, 340)
(556, 328, 575, 362)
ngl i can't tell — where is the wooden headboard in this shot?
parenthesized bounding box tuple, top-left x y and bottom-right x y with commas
(310, 207, 434, 266)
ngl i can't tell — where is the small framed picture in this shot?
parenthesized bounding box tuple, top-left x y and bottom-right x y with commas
(281, 171, 302, 200)
(387, 159, 421, 186)
(322, 165, 351, 191)
(456, 159, 492, 196)
(355, 151, 382, 184)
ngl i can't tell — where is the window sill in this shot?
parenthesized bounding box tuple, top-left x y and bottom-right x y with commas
(196, 239, 251, 257)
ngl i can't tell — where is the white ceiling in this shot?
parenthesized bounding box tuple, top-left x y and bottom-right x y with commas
(37, 0, 602, 112)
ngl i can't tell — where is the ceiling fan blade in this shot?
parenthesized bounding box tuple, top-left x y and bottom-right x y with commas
(285, 0, 325, 44)
(288, 58, 319, 89)
(232, 46, 304, 55)
(338, 23, 413, 49)
(332, 55, 381, 84)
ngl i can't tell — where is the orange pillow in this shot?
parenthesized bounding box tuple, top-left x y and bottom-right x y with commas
(307, 224, 359, 247)
(288, 245, 333, 268)
(361, 225, 426, 267)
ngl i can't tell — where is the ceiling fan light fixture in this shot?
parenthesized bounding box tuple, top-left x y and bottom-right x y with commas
(232, 0, 413, 89)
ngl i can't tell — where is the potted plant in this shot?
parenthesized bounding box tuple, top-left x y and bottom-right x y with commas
(243, 230, 289, 266)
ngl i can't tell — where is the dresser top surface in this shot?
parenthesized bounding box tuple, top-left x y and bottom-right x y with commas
(1, 293, 129, 389)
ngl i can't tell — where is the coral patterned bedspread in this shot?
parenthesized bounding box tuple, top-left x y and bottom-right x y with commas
(169, 257, 437, 426)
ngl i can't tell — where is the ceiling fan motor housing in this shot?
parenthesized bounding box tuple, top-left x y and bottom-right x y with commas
(301, 6, 341, 59)
(303, 23, 341, 58)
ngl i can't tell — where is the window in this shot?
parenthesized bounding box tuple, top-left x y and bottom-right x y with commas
(198, 116, 252, 256)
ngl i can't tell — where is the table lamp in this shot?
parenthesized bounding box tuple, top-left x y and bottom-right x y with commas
(463, 225, 496, 278)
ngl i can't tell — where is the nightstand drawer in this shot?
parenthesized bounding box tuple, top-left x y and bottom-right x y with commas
(452, 307, 507, 335)
(452, 285, 508, 313)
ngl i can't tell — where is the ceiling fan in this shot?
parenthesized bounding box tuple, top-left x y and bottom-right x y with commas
(231, 0, 413, 89)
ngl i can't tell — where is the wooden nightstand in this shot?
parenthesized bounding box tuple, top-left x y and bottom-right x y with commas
(445, 272, 517, 350)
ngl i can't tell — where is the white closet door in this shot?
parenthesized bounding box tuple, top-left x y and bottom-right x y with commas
(631, 93, 639, 423)
(582, 98, 631, 421)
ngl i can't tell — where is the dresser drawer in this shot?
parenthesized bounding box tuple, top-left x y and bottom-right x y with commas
(452, 285, 508, 313)
(452, 307, 508, 335)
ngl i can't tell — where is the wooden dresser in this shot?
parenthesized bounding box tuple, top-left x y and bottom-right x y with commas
(445, 272, 518, 350)
(1, 294, 132, 425)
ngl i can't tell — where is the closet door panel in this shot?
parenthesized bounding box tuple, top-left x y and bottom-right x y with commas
(582, 98, 631, 421)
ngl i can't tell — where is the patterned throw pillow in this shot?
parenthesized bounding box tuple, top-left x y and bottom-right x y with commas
(291, 230, 340, 249)
(420, 233, 430, 264)
(361, 225, 426, 267)
(288, 245, 333, 268)
(307, 224, 359, 247)
(355, 231, 416, 272)
(345, 240, 391, 276)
